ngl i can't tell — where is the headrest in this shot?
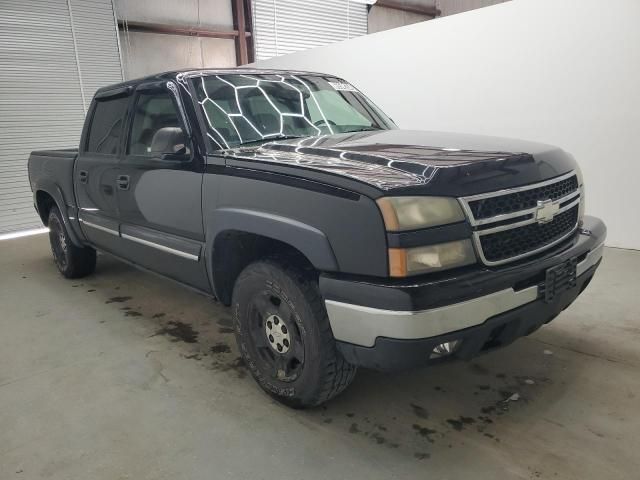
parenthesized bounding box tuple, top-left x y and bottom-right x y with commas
(150, 127, 185, 154)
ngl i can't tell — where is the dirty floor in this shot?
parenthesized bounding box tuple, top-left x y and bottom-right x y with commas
(1, 235, 639, 479)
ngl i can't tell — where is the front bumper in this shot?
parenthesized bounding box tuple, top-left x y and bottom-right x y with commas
(321, 216, 606, 371)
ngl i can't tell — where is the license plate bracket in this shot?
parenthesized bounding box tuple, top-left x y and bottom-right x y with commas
(543, 257, 578, 303)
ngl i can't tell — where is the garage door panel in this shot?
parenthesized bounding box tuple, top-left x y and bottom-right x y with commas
(0, 0, 122, 233)
(252, 0, 367, 61)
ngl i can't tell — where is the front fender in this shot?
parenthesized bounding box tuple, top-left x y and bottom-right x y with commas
(207, 207, 339, 271)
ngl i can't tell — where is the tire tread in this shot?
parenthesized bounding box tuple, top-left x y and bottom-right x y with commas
(234, 254, 356, 407)
(48, 207, 96, 279)
(269, 256, 357, 406)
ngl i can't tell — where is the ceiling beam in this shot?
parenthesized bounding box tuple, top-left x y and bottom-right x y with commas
(117, 20, 251, 40)
(374, 0, 440, 17)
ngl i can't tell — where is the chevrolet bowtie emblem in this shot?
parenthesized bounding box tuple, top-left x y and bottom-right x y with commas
(535, 199, 559, 224)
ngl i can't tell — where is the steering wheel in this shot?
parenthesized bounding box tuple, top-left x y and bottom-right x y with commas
(314, 119, 337, 127)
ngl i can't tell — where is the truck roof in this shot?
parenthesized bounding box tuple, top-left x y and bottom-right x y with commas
(94, 67, 334, 98)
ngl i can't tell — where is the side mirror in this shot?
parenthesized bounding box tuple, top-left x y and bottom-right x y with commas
(159, 151, 190, 162)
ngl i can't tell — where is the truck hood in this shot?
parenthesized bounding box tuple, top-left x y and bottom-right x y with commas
(227, 129, 578, 196)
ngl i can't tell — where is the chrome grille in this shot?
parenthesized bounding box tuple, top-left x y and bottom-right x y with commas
(479, 205, 579, 263)
(459, 171, 582, 266)
(468, 175, 578, 219)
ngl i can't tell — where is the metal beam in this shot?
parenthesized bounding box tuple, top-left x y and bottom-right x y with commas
(232, 0, 249, 65)
(117, 20, 250, 40)
(374, 0, 440, 17)
(244, 0, 255, 63)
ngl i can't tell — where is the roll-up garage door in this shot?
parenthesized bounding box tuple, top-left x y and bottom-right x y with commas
(252, 0, 368, 61)
(0, 0, 123, 234)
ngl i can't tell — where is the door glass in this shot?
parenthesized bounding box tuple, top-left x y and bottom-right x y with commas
(86, 96, 129, 154)
(128, 92, 189, 157)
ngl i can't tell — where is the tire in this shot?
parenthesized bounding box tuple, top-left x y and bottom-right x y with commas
(48, 206, 96, 279)
(232, 257, 357, 408)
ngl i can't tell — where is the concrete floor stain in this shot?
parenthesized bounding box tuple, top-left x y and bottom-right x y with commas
(410, 403, 429, 419)
(106, 296, 132, 303)
(210, 343, 231, 354)
(209, 356, 247, 378)
(412, 424, 438, 443)
(154, 321, 199, 343)
(446, 416, 475, 431)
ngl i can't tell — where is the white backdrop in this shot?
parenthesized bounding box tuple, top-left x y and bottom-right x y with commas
(254, 0, 640, 250)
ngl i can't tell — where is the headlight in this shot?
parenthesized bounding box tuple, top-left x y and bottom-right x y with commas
(377, 196, 465, 231)
(389, 240, 476, 277)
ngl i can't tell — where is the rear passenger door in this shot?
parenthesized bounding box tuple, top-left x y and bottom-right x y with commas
(75, 89, 130, 252)
(116, 82, 209, 291)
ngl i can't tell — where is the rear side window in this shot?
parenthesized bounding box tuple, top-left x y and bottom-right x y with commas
(128, 91, 186, 156)
(86, 96, 129, 154)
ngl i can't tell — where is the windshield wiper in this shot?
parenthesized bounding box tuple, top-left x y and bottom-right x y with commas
(344, 127, 383, 133)
(239, 135, 308, 147)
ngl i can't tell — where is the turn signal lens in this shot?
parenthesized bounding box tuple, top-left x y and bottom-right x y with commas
(389, 240, 476, 277)
(377, 196, 465, 231)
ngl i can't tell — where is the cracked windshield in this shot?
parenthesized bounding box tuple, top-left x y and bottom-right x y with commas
(194, 74, 395, 149)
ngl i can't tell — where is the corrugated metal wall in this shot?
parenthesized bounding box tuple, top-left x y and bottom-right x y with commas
(252, 0, 368, 61)
(0, 0, 122, 234)
(114, 0, 237, 79)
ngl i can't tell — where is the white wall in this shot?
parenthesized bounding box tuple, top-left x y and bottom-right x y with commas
(254, 0, 640, 250)
(368, 4, 431, 34)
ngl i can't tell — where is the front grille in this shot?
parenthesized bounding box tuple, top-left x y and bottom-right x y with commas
(469, 175, 578, 219)
(460, 172, 582, 265)
(479, 205, 579, 263)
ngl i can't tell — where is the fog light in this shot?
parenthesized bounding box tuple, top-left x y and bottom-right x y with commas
(430, 340, 461, 359)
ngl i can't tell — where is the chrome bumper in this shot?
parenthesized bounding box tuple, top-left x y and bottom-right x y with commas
(325, 242, 604, 348)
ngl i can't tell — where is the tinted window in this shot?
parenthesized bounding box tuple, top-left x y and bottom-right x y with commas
(128, 91, 187, 156)
(86, 96, 129, 154)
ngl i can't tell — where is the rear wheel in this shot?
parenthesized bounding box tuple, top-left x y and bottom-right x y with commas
(48, 206, 96, 278)
(232, 257, 356, 408)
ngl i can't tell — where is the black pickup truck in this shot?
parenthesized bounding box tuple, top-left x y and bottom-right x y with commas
(28, 69, 606, 407)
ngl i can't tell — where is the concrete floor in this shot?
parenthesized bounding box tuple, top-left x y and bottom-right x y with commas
(1, 235, 639, 480)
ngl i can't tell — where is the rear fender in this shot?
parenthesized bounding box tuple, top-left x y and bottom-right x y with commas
(35, 182, 85, 247)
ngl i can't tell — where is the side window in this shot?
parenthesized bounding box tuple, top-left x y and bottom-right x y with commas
(86, 96, 129, 154)
(128, 91, 188, 157)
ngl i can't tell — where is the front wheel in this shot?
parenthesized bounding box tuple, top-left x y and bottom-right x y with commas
(232, 258, 356, 408)
(48, 206, 96, 279)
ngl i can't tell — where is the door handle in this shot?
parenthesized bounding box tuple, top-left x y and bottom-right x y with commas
(78, 170, 88, 184)
(116, 175, 130, 191)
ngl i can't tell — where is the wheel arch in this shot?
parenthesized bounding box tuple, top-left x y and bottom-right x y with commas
(206, 208, 339, 305)
(34, 186, 84, 247)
